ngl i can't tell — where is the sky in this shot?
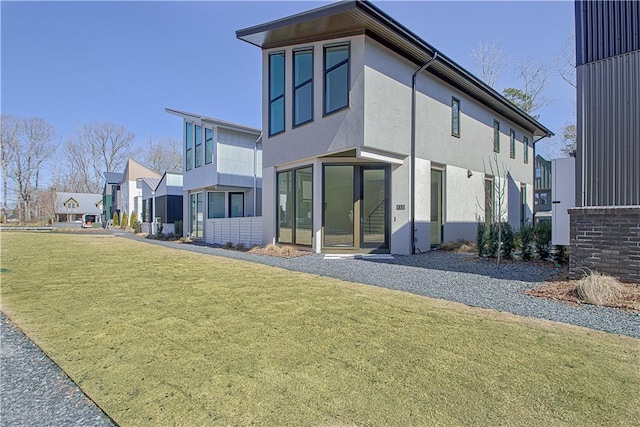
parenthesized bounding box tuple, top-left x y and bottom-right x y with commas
(2, 0, 576, 171)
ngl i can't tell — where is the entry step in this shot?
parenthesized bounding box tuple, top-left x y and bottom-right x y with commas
(323, 254, 394, 260)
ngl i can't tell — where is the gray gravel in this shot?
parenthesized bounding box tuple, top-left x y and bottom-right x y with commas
(122, 234, 640, 339)
(0, 312, 115, 427)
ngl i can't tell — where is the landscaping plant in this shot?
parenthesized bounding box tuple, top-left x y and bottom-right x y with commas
(120, 211, 128, 229)
(476, 220, 487, 257)
(553, 245, 569, 265)
(576, 270, 625, 306)
(500, 222, 515, 260)
(112, 212, 119, 227)
(519, 222, 534, 260)
(129, 212, 138, 230)
(174, 220, 183, 237)
(534, 221, 552, 260)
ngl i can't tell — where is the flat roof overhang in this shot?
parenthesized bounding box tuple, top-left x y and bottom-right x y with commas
(237, 0, 554, 139)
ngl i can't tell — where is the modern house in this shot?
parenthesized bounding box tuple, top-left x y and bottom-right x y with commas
(533, 155, 552, 222)
(570, 0, 640, 282)
(237, 0, 553, 254)
(54, 192, 103, 225)
(166, 109, 262, 244)
(140, 172, 184, 235)
(103, 171, 123, 222)
(117, 159, 161, 223)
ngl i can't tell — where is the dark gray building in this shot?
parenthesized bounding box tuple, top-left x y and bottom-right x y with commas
(569, 0, 640, 282)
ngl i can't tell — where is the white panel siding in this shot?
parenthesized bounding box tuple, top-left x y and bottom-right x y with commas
(205, 217, 263, 246)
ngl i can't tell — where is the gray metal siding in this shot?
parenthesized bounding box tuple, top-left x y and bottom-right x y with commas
(576, 51, 640, 206)
(576, 0, 640, 65)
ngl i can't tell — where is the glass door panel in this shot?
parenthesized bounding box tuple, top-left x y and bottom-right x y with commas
(361, 168, 387, 246)
(430, 170, 443, 245)
(323, 165, 354, 247)
(295, 167, 313, 245)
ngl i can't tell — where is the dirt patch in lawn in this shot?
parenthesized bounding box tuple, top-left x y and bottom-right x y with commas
(526, 274, 640, 313)
(248, 243, 312, 258)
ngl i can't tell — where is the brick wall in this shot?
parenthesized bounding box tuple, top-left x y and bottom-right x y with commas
(568, 206, 640, 283)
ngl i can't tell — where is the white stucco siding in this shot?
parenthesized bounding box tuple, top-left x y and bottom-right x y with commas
(443, 165, 486, 242)
(261, 35, 366, 169)
(262, 166, 277, 246)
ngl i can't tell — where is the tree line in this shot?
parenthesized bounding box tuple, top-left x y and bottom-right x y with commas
(0, 116, 182, 223)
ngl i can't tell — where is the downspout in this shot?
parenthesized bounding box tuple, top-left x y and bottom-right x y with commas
(254, 132, 262, 217)
(411, 52, 438, 254)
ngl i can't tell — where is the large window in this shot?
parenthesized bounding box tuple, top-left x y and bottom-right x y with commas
(524, 136, 529, 163)
(510, 129, 516, 159)
(293, 48, 313, 127)
(195, 125, 202, 168)
(324, 43, 349, 115)
(190, 192, 203, 238)
(205, 127, 213, 165)
(277, 166, 313, 246)
(493, 120, 500, 153)
(207, 192, 225, 218)
(229, 193, 245, 218)
(185, 122, 193, 171)
(451, 97, 460, 137)
(269, 52, 285, 136)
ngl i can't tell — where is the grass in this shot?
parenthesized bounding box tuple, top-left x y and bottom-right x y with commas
(1, 232, 639, 426)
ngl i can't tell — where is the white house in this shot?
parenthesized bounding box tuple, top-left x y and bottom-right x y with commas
(117, 159, 161, 222)
(166, 109, 262, 244)
(237, 0, 553, 254)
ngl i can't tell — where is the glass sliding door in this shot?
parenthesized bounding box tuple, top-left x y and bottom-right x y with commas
(430, 169, 443, 245)
(295, 167, 313, 245)
(277, 171, 293, 244)
(323, 165, 354, 247)
(190, 192, 203, 238)
(361, 167, 387, 247)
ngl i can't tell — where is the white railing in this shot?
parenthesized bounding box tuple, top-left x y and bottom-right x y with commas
(205, 217, 262, 247)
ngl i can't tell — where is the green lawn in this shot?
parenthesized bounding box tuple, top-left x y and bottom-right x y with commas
(1, 232, 638, 426)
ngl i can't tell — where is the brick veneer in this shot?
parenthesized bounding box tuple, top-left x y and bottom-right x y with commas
(568, 206, 640, 283)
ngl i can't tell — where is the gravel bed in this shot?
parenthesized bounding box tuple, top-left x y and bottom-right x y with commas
(0, 312, 115, 427)
(124, 234, 640, 339)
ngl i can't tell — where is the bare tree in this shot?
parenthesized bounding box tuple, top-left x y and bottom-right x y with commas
(4, 117, 56, 222)
(553, 32, 577, 89)
(471, 40, 508, 88)
(141, 135, 182, 174)
(0, 115, 19, 221)
(503, 60, 552, 119)
(63, 122, 138, 193)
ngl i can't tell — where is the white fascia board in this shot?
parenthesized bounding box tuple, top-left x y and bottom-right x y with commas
(357, 147, 405, 165)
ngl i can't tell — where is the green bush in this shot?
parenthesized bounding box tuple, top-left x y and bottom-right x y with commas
(534, 221, 552, 260)
(501, 222, 515, 260)
(113, 212, 120, 227)
(129, 212, 137, 229)
(476, 220, 487, 257)
(487, 223, 500, 258)
(120, 212, 128, 229)
(174, 220, 183, 237)
(519, 222, 534, 261)
(553, 245, 569, 265)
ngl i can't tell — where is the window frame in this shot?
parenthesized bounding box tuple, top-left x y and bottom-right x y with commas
(185, 122, 193, 171)
(229, 192, 245, 218)
(509, 128, 516, 159)
(205, 127, 213, 165)
(451, 97, 460, 137)
(523, 136, 529, 163)
(493, 120, 500, 153)
(195, 124, 202, 168)
(293, 47, 314, 128)
(276, 165, 313, 246)
(268, 51, 286, 137)
(323, 42, 350, 116)
(207, 191, 225, 219)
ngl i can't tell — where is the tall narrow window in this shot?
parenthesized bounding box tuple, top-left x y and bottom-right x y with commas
(510, 129, 516, 159)
(484, 177, 494, 225)
(207, 192, 225, 218)
(493, 120, 500, 153)
(293, 48, 313, 127)
(229, 193, 244, 218)
(269, 52, 285, 136)
(520, 183, 527, 227)
(523, 136, 529, 163)
(195, 125, 202, 168)
(277, 171, 294, 244)
(324, 43, 349, 115)
(451, 97, 460, 137)
(205, 128, 213, 165)
(185, 122, 193, 171)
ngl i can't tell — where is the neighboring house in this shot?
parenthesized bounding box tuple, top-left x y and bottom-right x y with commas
(55, 192, 103, 225)
(117, 159, 161, 222)
(166, 109, 262, 242)
(237, 0, 553, 254)
(140, 172, 184, 235)
(570, 0, 640, 282)
(103, 171, 123, 222)
(533, 155, 552, 222)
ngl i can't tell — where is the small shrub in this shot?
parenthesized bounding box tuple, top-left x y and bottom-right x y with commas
(130, 212, 138, 229)
(534, 221, 552, 260)
(519, 222, 534, 261)
(441, 239, 476, 253)
(120, 212, 128, 229)
(174, 220, 183, 237)
(553, 245, 569, 265)
(235, 242, 246, 251)
(113, 212, 120, 227)
(133, 221, 142, 234)
(500, 222, 515, 260)
(476, 221, 487, 257)
(576, 270, 625, 306)
(155, 223, 164, 239)
(487, 223, 500, 258)
(223, 242, 233, 249)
